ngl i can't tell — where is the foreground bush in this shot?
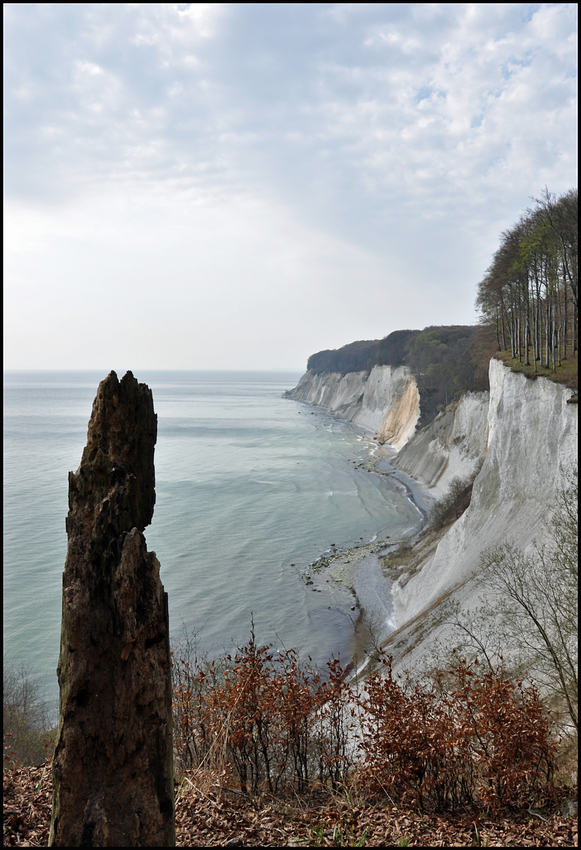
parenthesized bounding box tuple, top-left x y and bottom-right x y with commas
(358, 656, 556, 811)
(172, 624, 352, 794)
(173, 628, 557, 811)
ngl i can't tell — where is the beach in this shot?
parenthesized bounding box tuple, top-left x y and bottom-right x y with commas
(301, 440, 435, 664)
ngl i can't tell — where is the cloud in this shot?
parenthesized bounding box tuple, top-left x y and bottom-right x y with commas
(5, 184, 426, 369)
(4, 3, 578, 369)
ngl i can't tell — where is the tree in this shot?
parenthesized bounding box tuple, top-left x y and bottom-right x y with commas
(476, 188, 578, 368)
(3, 664, 56, 766)
(447, 468, 578, 732)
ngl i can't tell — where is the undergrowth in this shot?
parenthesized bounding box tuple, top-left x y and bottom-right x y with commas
(4, 628, 569, 819)
(494, 349, 578, 392)
(3, 664, 57, 769)
(172, 626, 561, 814)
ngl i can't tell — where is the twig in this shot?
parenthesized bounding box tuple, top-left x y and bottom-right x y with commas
(212, 784, 251, 799)
(183, 774, 222, 810)
(527, 806, 548, 822)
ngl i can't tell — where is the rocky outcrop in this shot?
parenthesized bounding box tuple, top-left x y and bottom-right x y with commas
(285, 365, 419, 450)
(388, 359, 578, 665)
(391, 391, 489, 499)
(49, 372, 175, 847)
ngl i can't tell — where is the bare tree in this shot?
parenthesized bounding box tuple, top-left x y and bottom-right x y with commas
(3, 664, 55, 766)
(444, 468, 578, 733)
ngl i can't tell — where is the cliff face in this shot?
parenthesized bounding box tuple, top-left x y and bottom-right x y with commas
(285, 365, 420, 450)
(391, 391, 489, 498)
(288, 357, 577, 673)
(390, 359, 578, 650)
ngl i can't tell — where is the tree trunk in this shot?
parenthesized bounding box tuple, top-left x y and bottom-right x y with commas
(49, 371, 175, 847)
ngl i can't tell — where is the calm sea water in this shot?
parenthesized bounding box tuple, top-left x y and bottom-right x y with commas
(3, 370, 422, 717)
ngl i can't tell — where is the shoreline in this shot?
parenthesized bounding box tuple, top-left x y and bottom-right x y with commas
(290, 394, 434, 520)
(296, 412, 435, 672)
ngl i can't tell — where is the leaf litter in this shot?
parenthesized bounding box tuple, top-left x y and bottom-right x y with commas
(3, 762, 577, 847)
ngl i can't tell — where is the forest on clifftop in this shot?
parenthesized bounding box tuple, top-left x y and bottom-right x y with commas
(307, 324, 491, 427)
(306, 188, 577, 426)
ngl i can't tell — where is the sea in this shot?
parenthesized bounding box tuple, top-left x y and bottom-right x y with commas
(3, 370, 423, 719)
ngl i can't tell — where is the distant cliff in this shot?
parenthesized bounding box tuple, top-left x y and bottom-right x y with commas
(299, 325, 489, 428)
(285, 365, 420, 450)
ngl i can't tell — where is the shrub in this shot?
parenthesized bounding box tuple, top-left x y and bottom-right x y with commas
(172, 623, 353, 795)
(172, 627, 557, 810)
(3, 664, 56, 767)
(357, 656, 556, 812)
(432, 477, 473, 528)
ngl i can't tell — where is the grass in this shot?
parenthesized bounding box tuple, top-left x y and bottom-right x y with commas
(494, 349, 578, 393)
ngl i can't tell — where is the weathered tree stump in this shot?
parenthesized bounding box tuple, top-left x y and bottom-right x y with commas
(49, 371, 175, 847)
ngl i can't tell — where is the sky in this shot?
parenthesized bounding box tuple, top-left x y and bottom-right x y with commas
(4, 3, 578, 371)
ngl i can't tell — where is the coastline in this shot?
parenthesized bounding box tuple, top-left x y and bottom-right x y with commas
(289, 393, 434, 520)
(293, 405, 434, 670)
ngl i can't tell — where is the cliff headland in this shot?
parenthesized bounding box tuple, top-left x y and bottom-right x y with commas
(286, 335, 578, 677)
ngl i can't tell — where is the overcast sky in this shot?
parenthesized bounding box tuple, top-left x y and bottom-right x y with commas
(4, 3, 578, 371)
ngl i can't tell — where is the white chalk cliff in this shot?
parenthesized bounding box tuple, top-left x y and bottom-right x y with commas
(288, 358, 578, 671)
(393, 360, 576, 611)
(391, 391, 489, 499)
(285, 365, 420, 450)
(389, 358, 578, 670)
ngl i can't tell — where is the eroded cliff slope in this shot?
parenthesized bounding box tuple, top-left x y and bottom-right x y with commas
(391, 391, 489, 499)
(285, 365, 420, 450)
(388, 359, 578, 669)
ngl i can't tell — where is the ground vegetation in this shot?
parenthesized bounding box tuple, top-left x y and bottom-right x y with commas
(3, 666, 56, 770)
(3, 760, 577, 846)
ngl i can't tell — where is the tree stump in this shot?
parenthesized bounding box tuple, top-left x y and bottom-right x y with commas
(49, 371, 175, 847)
